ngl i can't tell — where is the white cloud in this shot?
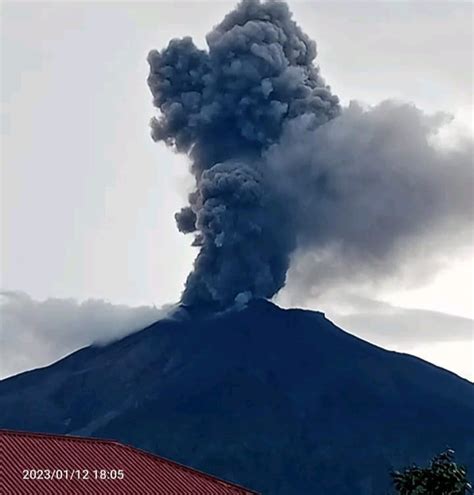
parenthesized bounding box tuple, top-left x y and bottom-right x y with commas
(0, 291, 167, 379)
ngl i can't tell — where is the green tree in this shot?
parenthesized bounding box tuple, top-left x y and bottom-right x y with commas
(391, 449, 472, 495)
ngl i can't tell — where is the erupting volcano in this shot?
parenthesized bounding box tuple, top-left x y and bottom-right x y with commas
(1, 1, 473, 494)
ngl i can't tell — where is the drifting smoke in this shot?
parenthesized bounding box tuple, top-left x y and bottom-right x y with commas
(148, 0, 473, 307)
(269, 101, 473, 299)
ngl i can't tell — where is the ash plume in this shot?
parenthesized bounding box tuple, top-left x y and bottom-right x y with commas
(148, 0, 473, 307)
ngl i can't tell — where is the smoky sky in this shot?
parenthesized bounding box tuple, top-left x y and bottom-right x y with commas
(148, 0, 473, 308)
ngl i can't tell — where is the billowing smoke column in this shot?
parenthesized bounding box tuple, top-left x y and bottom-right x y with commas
(148, 0, 339, 306)
(148, 0, 473, 307)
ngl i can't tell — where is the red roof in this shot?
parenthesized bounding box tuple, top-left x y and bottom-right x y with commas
(0, 429, 258, 494)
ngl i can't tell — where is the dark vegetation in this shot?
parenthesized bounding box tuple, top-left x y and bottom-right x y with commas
(391, 449, 472, 495)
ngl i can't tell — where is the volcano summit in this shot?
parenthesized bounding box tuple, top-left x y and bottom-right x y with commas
(1, 300, 473, 494)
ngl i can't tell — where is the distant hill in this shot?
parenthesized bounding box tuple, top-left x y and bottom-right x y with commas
(1, 299, 473, 494)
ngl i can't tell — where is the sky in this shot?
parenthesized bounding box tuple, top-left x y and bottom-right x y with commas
(1, 1, 473, 380)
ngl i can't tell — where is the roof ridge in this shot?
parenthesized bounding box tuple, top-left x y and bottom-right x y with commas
(0, 429, 258, 494)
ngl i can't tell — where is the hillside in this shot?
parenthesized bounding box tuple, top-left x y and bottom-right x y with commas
(1, 299, 473, 494)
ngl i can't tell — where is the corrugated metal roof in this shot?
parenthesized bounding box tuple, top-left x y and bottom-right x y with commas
(0, 429, 259, 494)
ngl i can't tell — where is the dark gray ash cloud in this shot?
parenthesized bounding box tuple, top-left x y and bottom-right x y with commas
(148, 0, 339, 307)
(269, 101, 473, 296)
(148, 0, 473, 307)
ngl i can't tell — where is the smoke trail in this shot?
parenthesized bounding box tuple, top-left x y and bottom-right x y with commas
(267, 101, 473, 296)
(148, 0, 473, 307)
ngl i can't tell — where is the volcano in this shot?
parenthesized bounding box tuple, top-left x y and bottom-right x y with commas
(1, 299, 473, 494)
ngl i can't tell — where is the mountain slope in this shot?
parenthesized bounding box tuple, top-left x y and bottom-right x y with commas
(1, 300, 473, 494)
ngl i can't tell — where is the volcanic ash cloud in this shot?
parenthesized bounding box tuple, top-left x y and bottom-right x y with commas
(147, 0, 473, 308)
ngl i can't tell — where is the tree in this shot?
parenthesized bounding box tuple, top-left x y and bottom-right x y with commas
(391, 449, 472, 495)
